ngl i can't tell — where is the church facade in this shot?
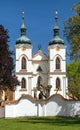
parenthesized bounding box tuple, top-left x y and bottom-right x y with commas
(14, 11, 68, 100)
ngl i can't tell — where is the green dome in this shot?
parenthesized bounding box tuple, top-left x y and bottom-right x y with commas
(16, 35, 31, 44)
(49, 36, 64, 45)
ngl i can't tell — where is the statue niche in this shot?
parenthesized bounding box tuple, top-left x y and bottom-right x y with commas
(36, 76, 52, 99)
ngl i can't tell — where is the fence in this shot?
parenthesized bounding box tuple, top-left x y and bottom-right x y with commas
(4, 94, 80, 118)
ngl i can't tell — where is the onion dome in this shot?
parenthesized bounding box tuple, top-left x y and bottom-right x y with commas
(16, 11, 31, 45)
(49, 11, 64, 45)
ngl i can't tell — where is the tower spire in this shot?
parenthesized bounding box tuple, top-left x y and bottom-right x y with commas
(54, 10, 59, 36)
(20, 10, 26, 36)
(55, 11, 58, 25)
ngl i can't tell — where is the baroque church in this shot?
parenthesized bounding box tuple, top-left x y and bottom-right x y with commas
(14, 11, 68, 100)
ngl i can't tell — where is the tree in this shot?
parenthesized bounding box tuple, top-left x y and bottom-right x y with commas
(67, 62, 80, 100)
(0, 25, 19, 93)
(64, 2, 80, 61)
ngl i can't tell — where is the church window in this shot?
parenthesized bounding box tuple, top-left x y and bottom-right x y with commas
(56, 57, 60, 69)
(37, 66, 42, 72)
(56, 78, 60, 89)
(21, 78, 26, 88)
(37, 76, 42, 85)
(22, 57, 26, 69)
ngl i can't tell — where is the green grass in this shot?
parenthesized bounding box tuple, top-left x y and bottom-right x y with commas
(0, 116, 80, 130)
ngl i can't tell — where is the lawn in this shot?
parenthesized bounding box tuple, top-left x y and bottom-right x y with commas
(0, 116, 80, 130)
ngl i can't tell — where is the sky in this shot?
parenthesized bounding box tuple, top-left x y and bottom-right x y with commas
(0, 0, 79, 63)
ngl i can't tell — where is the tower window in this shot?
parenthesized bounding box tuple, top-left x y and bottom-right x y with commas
(56, 78, 60, 89)
(22, 57, 26, 69)
(21, 78, 26, 88)
(56, 57, 60, 70)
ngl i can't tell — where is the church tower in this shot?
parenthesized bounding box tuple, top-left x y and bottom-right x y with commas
(48, 11, 68, 98)
(14, 11, 32, 99)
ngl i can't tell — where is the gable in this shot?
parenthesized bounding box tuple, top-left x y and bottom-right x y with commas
(32, 50, 48, 61)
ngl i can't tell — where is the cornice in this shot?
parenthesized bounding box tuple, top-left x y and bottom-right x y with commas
(49, 71, 66, 75)
(15, 44, 32, 49)
(16, 59, 48, 62)
(15, 70, 33, 75)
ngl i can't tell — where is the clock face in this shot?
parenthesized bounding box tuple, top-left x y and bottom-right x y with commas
(56, 46, 60, 51)
(21, 46, 26, 51)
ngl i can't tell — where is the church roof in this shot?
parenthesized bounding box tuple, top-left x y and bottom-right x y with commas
(16, 35, 31, 44)
(16, 11, 32, 45)
(49, 36, 64, 45)
(5, 94, 68, 105)
(49, 11, 64, 46)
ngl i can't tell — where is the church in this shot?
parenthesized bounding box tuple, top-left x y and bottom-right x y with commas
(14, 11, 68, 100)
(1, 11, 80, 118)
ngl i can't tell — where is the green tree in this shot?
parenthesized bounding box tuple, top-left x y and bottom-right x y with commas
(0, 25, 19, 92)
(67, 62, 80, 100)
(64, 2, 80, 61)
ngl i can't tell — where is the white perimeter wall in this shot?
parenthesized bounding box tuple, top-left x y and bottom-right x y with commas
(4, 94, 80, 118)
(0, 107, 5, 118)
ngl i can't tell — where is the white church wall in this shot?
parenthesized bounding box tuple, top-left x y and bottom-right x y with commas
(14, 89, 21, 100)
(46, 96, 67, 116)
(28, 77, 32, 95)
(54, 56, 66, 72)
(5, 96, 37, 118)
(66, 101, 80, 117)
(15, 75, 30, 100)
(32, 63, 39, 74)
(48, 44, 67, 98)
(37, 103, 43, 116)
(15, 42, 68, 99)
(32, 59, 48, 90)
(48, 45, 66, 73)
(50, 75, 66, 96)
(49, 60, 66, 73)
(15, 45, 32, 72)
(74, 101, 80, 116)
(5, 95, 80, 118)
(15, 98, 37, 117)
(32, 61, 48, 74)
(32, 50, 48, 61)
(5, 104, 16, 118)
(63, 77, 68, 98)
(15, 45, 32, 60)
(16, 55, 32, 72)
(48, 45, 66, 60)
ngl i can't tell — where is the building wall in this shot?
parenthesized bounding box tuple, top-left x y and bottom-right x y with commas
(5, 95, 80, 118)
(0, 107, 5, 118)
(48, 44, 67, 98)
(14, 43, 68, 100)
(15, 44, 32, 73)
(48, 44, 66, 74)
(50, 75, 68, 97)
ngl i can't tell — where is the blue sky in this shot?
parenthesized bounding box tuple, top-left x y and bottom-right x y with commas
(0, 0, 79, 62)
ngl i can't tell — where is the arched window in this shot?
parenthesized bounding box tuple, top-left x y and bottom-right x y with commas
(56, 78, 60, 89)
(37, 76, 42, 85)
(21, 78, 26, 88)
(56, 57, 60, 70)
(22, 57, 26, 69)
